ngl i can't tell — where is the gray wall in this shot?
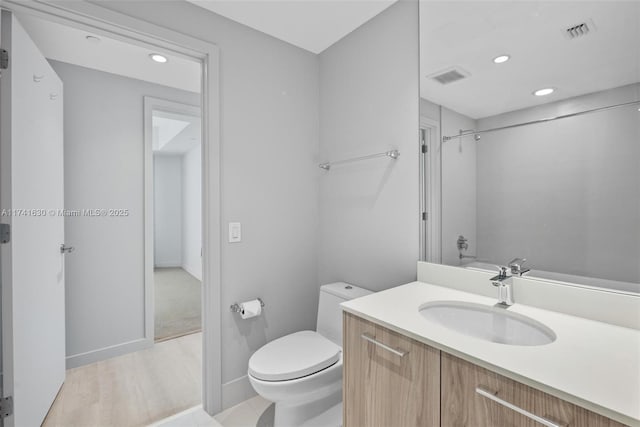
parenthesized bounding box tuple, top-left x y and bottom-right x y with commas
(420, 98, 440, 123)
(153, 148, 202, 278)
(476, 84, 640, 282)
(79, 1, 321, 406)
(154, 155, 183, 267)
(53, 60, 200, 367)
(182, 145, 202, 281)
(318, 1, 420, 292)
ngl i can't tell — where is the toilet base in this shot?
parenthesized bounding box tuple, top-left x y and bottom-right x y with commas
(273, 387, 342, 427)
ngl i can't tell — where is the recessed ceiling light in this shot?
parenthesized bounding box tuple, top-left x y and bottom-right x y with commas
(493, 55, 510, 64)
(149, 53, 168, 63)
(533, 87, 555, 96)
(85, 35, 101, 44)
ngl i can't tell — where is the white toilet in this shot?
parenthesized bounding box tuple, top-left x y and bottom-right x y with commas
(248, 282, 372, 427)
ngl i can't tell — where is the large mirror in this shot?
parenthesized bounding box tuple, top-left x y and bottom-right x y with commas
(419, 1, 640, 293)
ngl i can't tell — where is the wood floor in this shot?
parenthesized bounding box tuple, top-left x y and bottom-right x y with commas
(43, 332, 202, 427)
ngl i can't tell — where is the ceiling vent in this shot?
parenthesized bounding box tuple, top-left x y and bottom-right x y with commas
(564, 19, 596, 40)
(428, 67, 470, 85)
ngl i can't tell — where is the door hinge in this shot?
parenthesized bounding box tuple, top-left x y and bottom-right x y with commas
(0, 49, 8, 70)
(0, 223, 10, 244)
(422, 212, 428, 221)
(421, 144, 428, 153)
(0, 396, 13, 419)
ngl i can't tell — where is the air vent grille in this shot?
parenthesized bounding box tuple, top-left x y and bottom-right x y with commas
(564, 19, 596, 39)
(566, 23, 589, 38)
(429, 68, 469, 85)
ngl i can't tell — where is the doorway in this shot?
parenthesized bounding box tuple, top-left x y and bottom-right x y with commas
(20, 13, 204, 425)
(0, 2, 222, 424)
(420, 117, 441, 264)
(147, 99, 203, 343)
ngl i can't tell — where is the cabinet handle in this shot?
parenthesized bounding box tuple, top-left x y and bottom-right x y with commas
(475, 386, 565, 427)
(360, 333, 408, 357)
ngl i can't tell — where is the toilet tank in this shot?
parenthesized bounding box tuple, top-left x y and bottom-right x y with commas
(316, 282, 372, 346)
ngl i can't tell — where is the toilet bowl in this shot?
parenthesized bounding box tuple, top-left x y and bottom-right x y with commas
(248, 282, 372, 427)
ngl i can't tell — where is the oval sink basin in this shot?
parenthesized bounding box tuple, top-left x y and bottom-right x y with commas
(418, 301, 556, 346)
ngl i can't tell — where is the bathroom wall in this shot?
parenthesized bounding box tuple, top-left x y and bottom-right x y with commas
(440, 107, 478, 266)
(420, 98, 441, 123)
(73, 1, 321, 407)
(318, 1, 420, 292)
(153, 147, 201, 278)
(181, 144, 202, 281)
(154, 155, 183, 268)
(52, 60, 200, 367)
(476, 84, 640, 282)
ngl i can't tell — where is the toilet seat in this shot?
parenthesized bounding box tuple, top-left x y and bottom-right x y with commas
(248, 331, 341, 382)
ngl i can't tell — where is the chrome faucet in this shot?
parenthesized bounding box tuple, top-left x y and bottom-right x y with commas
(508, 258, 530, 276)
(490, 266, 514, 306)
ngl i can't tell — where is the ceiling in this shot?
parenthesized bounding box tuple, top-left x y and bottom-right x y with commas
(186, 0, 397, 53)
(19, 1, 637, 120)
(18, 14, 201, 93)
(153, 111, 201, 155)
(420, 1, 640, 119)
(18, 1, 398, 90)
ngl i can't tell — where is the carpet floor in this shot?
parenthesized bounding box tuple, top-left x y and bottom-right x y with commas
(155, 267, 202, 342)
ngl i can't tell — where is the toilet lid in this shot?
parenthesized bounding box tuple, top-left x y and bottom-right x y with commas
(248, 331, 341, 381)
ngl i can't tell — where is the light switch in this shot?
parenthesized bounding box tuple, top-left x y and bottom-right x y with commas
(228, 222, 241, 243)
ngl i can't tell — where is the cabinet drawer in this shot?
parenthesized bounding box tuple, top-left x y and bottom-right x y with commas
(343, 312, 440, 427)
(441, 353, 627, 427)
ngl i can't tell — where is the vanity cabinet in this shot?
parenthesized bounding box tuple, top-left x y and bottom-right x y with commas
(344, 312, 628, 427)
(343, 312, 440, 427)
(441, 352, 627, 427)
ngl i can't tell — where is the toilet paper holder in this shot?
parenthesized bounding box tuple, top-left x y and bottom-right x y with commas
(230, 298, 265, 313)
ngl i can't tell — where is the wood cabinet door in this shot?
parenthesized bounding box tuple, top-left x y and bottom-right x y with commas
(441, 353, 628, 427)
(343, 312, 440, 427)
(441, 352, 517, 427)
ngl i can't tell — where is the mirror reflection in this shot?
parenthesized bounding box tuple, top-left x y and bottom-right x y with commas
(419, 1, 640, 293)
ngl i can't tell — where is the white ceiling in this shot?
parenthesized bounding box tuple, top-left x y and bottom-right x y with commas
(17, 14, 201, 93)
(20, 1, 636, 121)
(420, 1, 640, 119)
(153, 111, 201, 155)
(186, 0, 397, 53)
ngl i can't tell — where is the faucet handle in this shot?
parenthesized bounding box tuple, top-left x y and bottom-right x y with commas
(509, 257, 526, 266)
(457, 235, 469, 251)
(508, 258, 529, 276)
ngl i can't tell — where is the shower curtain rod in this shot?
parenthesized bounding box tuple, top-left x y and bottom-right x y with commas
(442, 99, 640, 142)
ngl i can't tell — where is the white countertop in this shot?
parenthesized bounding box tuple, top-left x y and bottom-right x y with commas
(341, 281, 640, 426)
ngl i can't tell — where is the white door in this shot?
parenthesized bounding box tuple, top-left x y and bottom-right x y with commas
(0, 11, 66, 427)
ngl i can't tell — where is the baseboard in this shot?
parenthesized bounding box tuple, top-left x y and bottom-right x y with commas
(182, 262, 202, 281)
(66, 337, 153, 369)
(222, 375, 257, 410)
